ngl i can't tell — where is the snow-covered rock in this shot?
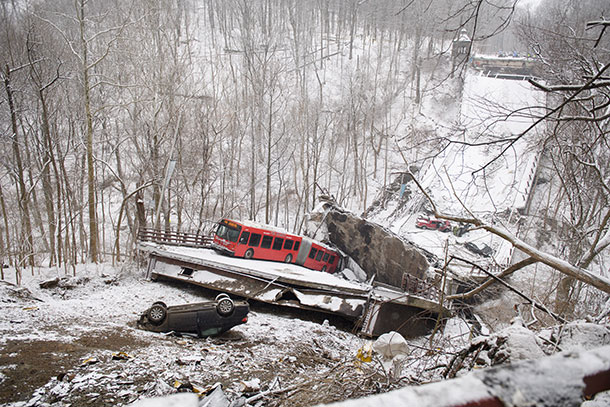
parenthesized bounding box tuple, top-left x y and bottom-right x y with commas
(373, 331, 410, 360)
(501, 318, 545, 361)
(552, 321, 610, 352)
(132, 393, 198, 407)
(325, 207, 429, 288)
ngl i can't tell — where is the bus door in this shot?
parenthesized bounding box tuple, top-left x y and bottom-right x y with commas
(295, 237, 312, 266)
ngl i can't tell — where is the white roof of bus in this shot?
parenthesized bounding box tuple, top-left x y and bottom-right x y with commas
(222, 218, 293, 235)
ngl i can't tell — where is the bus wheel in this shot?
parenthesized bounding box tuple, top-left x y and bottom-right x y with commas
(244, 249, 254, 259)
(284, 254, 292, 263)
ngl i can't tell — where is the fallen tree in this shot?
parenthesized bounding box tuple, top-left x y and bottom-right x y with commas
(405, 168, 610, 295)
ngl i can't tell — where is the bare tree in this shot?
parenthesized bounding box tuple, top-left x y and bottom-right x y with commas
(407, 1, 610, 299)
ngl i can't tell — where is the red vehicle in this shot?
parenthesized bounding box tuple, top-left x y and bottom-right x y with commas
(415, 216, 451, 232)
(212, 219, 340, 273)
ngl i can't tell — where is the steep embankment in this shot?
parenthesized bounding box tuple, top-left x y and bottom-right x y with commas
(368, 69, 546, 269)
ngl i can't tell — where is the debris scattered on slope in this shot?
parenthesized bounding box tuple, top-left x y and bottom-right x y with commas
(443, 317, 545, 378)
(3, 265, 610, 406)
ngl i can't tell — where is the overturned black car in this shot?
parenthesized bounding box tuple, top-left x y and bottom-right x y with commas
(138, 294, 249, 337)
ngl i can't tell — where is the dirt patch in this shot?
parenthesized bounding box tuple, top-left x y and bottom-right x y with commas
(75, 327, 151, 350)
(1, 340, 79, 404)
(0, 327, 152, 404)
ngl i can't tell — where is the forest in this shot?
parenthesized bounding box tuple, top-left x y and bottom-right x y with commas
(1, 0, 609, 309)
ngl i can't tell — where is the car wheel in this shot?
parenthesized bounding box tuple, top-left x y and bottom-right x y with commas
(216, 297, 235, 316)
(284, 254, 292, 263)
(147, 302, 167, 325)
(244, 249, 254, 259)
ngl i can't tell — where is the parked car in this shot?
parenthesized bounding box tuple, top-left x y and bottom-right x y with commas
(415, 216, 451, 232)
(138, 294, 249, 337)
(464, 242, 494, 257)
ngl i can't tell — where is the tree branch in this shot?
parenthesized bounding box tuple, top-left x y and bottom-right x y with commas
(448, 255, 566, 323)
(446, 257, 539, 301)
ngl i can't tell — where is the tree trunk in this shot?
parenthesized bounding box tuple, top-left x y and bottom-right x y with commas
(265, 94, 273, 224)
(3, 65, 34, 267)
(78, 0, 99, 262)
(0, 183, 11, 269)
(39, 89, 57, 266)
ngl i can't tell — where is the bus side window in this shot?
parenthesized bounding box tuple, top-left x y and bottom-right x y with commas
(284, 239, 294, 250)
(239, 231, 250, 244)
(308, 248, 317, 259)
(294, 241, 300, 251)
(261, 235, 273, 249)
(272, 238, 284, 250)
(315, 250, 323, 261)
(322, 253, 329, 262)
(329, 255, 336, 264)
(249, 233, 261, 247)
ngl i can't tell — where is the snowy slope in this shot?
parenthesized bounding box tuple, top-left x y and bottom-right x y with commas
(422, 71, 545, 216)
(369, 69, 546, 265)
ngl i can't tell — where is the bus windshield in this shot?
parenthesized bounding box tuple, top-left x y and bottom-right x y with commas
(216, 224, 241, 242)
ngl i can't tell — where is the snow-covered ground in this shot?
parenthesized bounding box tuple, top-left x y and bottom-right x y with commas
(1, 262, 608, 406)
(0, 264, 366, 406)
(0, 263, 471, 406)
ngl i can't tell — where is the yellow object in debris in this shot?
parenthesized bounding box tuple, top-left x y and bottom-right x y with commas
(81, 357, 99, 366)
(356, 343, 373, 363)
(23, 306, 38, 311)
(112, 351, 132, 360)
(173, 380, 203, 394)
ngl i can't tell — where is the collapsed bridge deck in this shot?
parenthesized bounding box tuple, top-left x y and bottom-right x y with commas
(137, 232, 451, 337)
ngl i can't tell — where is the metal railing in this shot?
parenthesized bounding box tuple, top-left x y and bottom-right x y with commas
(401, 273, 441, 302)
(137, 228, 212, 249)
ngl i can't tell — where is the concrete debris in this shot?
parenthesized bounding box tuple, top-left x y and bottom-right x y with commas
(154, 378, 176, 396)
(131, 393, 199, 407)
(239, 378, 261, 393)
(200, 385, 230, 407)
(324, 207, 429, 288)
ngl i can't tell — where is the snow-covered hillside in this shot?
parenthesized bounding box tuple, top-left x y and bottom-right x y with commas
(367, 69, 545, 266)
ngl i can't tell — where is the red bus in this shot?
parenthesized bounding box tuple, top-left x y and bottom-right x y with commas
(211, 218, 340, 274)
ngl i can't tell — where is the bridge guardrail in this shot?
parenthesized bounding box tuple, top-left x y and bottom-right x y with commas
(137, 228, 212, 249)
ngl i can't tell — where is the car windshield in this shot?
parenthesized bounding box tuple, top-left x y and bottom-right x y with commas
(216, 224, 241, 242)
